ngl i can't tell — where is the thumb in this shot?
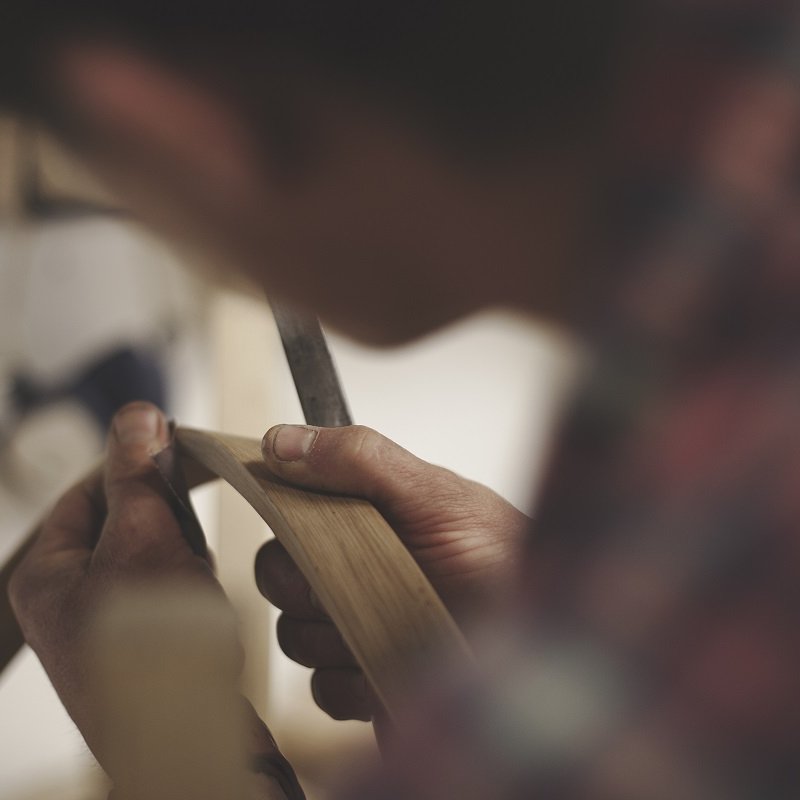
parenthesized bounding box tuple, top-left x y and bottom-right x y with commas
(101, 402, 178, 561)
(261, 424, 524, 621)
(260, 424, 459, 517)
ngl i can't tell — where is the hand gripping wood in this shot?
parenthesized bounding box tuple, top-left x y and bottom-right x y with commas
(174, 428, 472, 719)
(1, 428, 472, 721)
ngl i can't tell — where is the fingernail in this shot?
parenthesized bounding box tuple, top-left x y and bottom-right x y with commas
(267, 425, 318, 462)
(114, 406, 161, 446)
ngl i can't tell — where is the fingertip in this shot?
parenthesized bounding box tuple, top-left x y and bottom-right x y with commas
(254, 539, 325, 619)
(262, 425, 319, 464)
(261, 427, 277, 461)
(105, 403, 170, 508)
(253, 539, 278, 600)
(253, 538, 295, 605)
(111, 402, 168, 452)
(311, 669, 373, 722)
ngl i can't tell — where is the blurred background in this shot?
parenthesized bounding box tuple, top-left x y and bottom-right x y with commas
(0, 117, 575, 799)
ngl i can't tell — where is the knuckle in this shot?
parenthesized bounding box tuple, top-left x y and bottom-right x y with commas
(340, 426, 396, 499)
(345, 426, 386, 469)
(345, 427, 449, 504)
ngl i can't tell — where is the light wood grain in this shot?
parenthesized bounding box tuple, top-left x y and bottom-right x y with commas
(175, 428, 472, 719)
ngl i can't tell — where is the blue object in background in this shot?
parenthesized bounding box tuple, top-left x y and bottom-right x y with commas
(11, 346, 167, 436)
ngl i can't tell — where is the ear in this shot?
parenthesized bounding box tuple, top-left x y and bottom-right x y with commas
(57, 44, 256, 203)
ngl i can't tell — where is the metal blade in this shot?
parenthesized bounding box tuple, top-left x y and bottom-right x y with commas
(269, 299, 353, 428)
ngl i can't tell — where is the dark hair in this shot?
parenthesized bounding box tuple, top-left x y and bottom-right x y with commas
(0, 2, 630, 157)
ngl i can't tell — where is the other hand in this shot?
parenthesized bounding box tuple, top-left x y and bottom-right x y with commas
(8, 402, 220, 761)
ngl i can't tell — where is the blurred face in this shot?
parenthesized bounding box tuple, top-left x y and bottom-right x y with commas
(50, 46, 588, 344)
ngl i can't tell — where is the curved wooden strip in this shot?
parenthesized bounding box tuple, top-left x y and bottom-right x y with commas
(0, 530, 36, 671)
(175, 428, 472, 719)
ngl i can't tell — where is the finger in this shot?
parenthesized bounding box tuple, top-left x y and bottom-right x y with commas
(100, 402, 179, 561)
(310, 667, 373, 722)
(261, 424, 453, 512)
(276, 613, 356, 669)
(254, 539, 326, 620)
(30, 467, 105, 560)
(8, 468, 106, 636)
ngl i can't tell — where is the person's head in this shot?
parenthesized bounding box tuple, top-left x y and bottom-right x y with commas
(1, 2, 631, 343)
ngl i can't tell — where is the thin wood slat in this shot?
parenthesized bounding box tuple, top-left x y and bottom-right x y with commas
(174, 428, 472, 719)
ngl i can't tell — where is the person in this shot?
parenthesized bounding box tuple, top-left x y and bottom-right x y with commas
(5, 2, 800, 797)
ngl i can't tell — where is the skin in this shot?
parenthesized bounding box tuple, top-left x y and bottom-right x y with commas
(257, 423, 527, 721)
(55, 45, 601, 343)
(9, 404, 220, 762)
(9, 37, 600, 782)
